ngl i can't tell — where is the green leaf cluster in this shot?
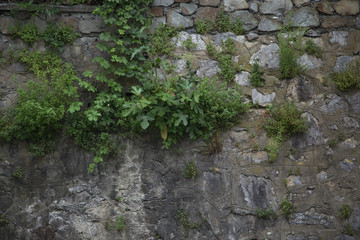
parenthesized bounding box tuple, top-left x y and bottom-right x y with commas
(195, 11, 244, 35)
(9, 22, 39, 43)
(278, 28, 304, 79)
(280, 198, 294, 219)
(0, 50, 79, 155)
(206, 38, 241, 82)
(9, 22, 79, 49)
(250, 59, 264, 87)
(330, 61, 360, 91)
(263, 102, 308, 163)
(42, 23, 80, 50)
(151, 24, 179, 56)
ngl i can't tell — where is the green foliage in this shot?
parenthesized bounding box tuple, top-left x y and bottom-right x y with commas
(265, 139, 281, 163)
(182, 36, 197, 51)
(195, 19, 213, 35)
(215, 12, 244, 35)
(343, 223, 353, 236)
(339, 204, 351, 219)
(264, 102, 308, 142)
(9, 21, 79, 49)
(114, 196, 122, 202)
(263, 102, 307, 163)
(195, 12, 244, 35)
(150, 24, 179, 56)
(13, 166, 24, 179)
(250, 59, 264, 87)
(330, 61, 360, 91)
(115, 216, 126, 231)
(0, 50, 79, 155)
(42, 23, 79, 50)
(280, 198, 294, 219)
(9, 22, 40, 43)
(105, 215, 126, 231)
(278, 28, 304, 79)
(0, 214, 8, 226)
(329, 138, 337, 148)
(304, 39, 322, 58)
(206, 39, 241, 82)
(183, 160, 198, 179)
(257, 207, 277, 220)
(176, 209, 201, 237)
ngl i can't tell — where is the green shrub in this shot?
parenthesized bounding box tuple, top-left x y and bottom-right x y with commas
(13, 166, 24, 179)
(206, 39, 241, 82)
(215, 12, 244, 35)
(9, 22, 40, 43)
(0, 214, 8, 226)
(0, 50, 79, 155)
(257, 207, 277, 220)
(195, 19, 214, 35)
(280, 198, 294, 219)
(195, 12, 244, 35)
(176, 209, 201, 237)
(330, 61, 360, 91)
(183, 160, 198, 179)
(182, 36, 197, 51)
(343, 223, 353, 236)
(339, 204, 351, 219)
(278, 28, 304, 79)
(304, 39, 322, 58)
(250, 59, 264, 87)
(264, 102, 308, 142)
(42, 23, 79, 50)
(150, 24, 179, 56)
(265, 139, 281, 163)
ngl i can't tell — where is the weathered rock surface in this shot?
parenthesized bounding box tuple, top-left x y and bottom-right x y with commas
(258, 17, 281, 32)
(250, 43, 280, 69)
(152, 0, 174, 6)
(285, 7, 320, 27)
(224, 0, 249, 12)
(199, 0, 220, 6)
(333, 0, 359, 16)
(290, 209, 334, 227)
(230, 11, 258, 31)
(167, 10, 193, 28)
(196, 60, 220, 77)
(316, 1, 334, 15)
(334, 56, 352, 72)
(235, 71, 250, 86)
(251, 89, 276, 106)
(260, 0, 293, 16)
(175, 31, 206, 50)
(330, 31, 349, 46)
(180, 3, 197, 15)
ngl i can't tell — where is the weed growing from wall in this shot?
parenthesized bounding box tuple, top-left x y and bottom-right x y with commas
(195, 11, 244, 35)
(9, 22, 40, 43)
(278, 27, 304, 79)
(250, 59, 264, 87)
(330, 61, 360, 91)
(263, 102, 308, 163)
(0, 50, 79, 155)
(42, 23, 79, 50)
(206, 38, 242, 82)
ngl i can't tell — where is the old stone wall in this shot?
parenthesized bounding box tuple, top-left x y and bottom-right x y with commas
(0, 1, 360, 240)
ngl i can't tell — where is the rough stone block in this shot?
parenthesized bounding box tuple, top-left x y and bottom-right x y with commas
(334, 0, 359, 16)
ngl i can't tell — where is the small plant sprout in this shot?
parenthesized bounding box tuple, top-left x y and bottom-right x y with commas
(183, 160, 198, 179)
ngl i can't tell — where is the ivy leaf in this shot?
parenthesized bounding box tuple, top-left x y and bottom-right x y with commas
(99, 32, 111, 41)
(138, 115, 154, 129)
(68, 102, 83, 113)
(173, 112, 188, 127)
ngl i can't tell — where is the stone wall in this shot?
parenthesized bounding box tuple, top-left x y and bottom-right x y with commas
(0, 1, 360, 240)
(150, 0, 360, 33)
